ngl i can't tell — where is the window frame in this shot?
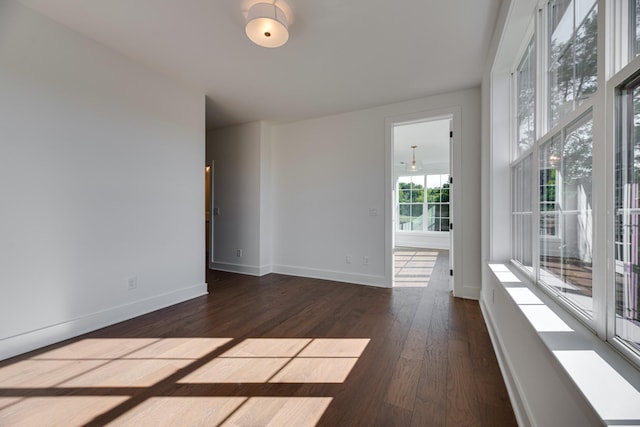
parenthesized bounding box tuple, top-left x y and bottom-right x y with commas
(608, 53, 640, 367)
(396, 173, 450, 234)
(537, 109, 595, 320)
(510, 0, 604, 336)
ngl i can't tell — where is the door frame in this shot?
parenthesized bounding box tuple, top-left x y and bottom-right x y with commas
(384, 106, 462, 294)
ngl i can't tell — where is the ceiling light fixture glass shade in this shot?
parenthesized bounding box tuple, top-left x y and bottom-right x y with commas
(406, 145, 422, 172)
(245, 3, 289, 48)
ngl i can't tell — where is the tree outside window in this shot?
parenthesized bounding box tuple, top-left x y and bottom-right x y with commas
(397, 174, 449, 232)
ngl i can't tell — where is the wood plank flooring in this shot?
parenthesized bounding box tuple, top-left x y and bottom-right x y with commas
(0, 250, 516, 426)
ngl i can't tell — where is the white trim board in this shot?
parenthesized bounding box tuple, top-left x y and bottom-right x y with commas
(0, 283, 208, 361)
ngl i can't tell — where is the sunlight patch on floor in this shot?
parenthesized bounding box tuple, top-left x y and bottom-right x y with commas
(0, 337, 369, 426)
(0, 396, 129, 427)
(223, 397, 333, 427)
(394, 248, 439, 287)
(107, 397, 248, 426)
(180, 338, 370, 385)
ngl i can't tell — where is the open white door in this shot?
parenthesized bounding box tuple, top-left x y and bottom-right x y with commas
(449, 121, 454, 292)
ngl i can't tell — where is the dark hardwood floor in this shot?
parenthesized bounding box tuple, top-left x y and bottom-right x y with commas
(0, 250, 516, 426)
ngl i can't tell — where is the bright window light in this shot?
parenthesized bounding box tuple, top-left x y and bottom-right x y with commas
(553, 350, 640, 420)
(520, 305, 574, 332)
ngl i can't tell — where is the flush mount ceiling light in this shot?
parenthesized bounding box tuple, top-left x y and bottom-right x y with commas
(245, 3, 289, 48)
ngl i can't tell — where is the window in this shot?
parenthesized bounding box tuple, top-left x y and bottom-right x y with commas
(512, 155, 533, 269)
(539, 111, 593, 315)
(615, 74, 640, 354)
(517, 37, 536, 155)
(548, 0, 597, 129)
(426, 174, 450, 232)
(506, 0, 640, 368)
(397, 174, 449, 233)
(397, 176, 424, 231)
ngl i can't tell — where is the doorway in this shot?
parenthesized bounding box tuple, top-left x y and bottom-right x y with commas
(387, 112, 457, 291)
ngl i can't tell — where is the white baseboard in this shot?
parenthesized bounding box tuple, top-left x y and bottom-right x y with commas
(480, 297, 532, 427)
(457, 284, 481, 300)
(0, 283, 208, 361)
(212, 261, 263, 276)
(271, 264, 390, 288)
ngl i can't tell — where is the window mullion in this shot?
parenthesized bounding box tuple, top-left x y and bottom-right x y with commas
(537, 3, 549, 138)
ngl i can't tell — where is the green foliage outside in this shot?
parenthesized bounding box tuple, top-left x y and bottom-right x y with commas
(398, 181, 450, 231)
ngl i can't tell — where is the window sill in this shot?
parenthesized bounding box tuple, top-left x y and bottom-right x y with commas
(487, 262, 640, 425)
(395, 230, 450, 235)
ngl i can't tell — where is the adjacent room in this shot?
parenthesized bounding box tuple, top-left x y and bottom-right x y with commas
(393, 117, 452, 289)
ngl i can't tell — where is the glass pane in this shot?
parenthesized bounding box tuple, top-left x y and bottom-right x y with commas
(550, 39, 575, 128)
(398, 203, 410, 231)
(411, 188, 424, 203)
(539, 113, 593, 315)
(517, 38, 536, 155)
(615, 80, 640, 352)
(411, 175, 425, 187)
(575, 0, 596, 28)
(574, 6, 597, 104)
(440, 187, 449, 203)
(426, 205, 436, 231)
(399, 189, 411, 203)
(411, 204, 424, 231)
(636, 0, 640, 56)
(440, 219, 449, 232)
(561, 212, 593, 308)
(441, 204, 450, 218)
(398, 176, 412, 186)
(512, 155, 533, 269)
(540, 136, 561, 237)
(548, 0, 598, 129)
(427, 187, 439, 203)
(425, 174, 442, 188)
(550, 0, 573, 44)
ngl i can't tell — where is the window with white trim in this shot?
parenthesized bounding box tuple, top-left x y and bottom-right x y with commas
(512, 155, 533, 270)
(398, 175, 424, 231)
(397, 174, 449, 233)
(506, 0, 640, 365)
(517, 37, 536, 155)
(548, 0, 597, 129)
(615, 72, 640, 354)
(539, 111, 593, 316)
(510, 2, 597, 330)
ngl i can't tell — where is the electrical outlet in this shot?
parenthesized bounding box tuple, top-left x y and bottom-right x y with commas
(127, 276, 137, 290)
(345, 255, 352, 264)
(363, 256, 369, 266)
(236, 249, 243, 257)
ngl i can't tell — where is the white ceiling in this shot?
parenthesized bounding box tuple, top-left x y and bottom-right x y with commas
(18, 0, 501, 129)
(394, 118, 450, 169)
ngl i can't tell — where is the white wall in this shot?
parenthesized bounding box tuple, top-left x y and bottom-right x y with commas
(0, 0, 206, 361)
(207, 121, 271, 275)
(270, 89, 481, 295)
